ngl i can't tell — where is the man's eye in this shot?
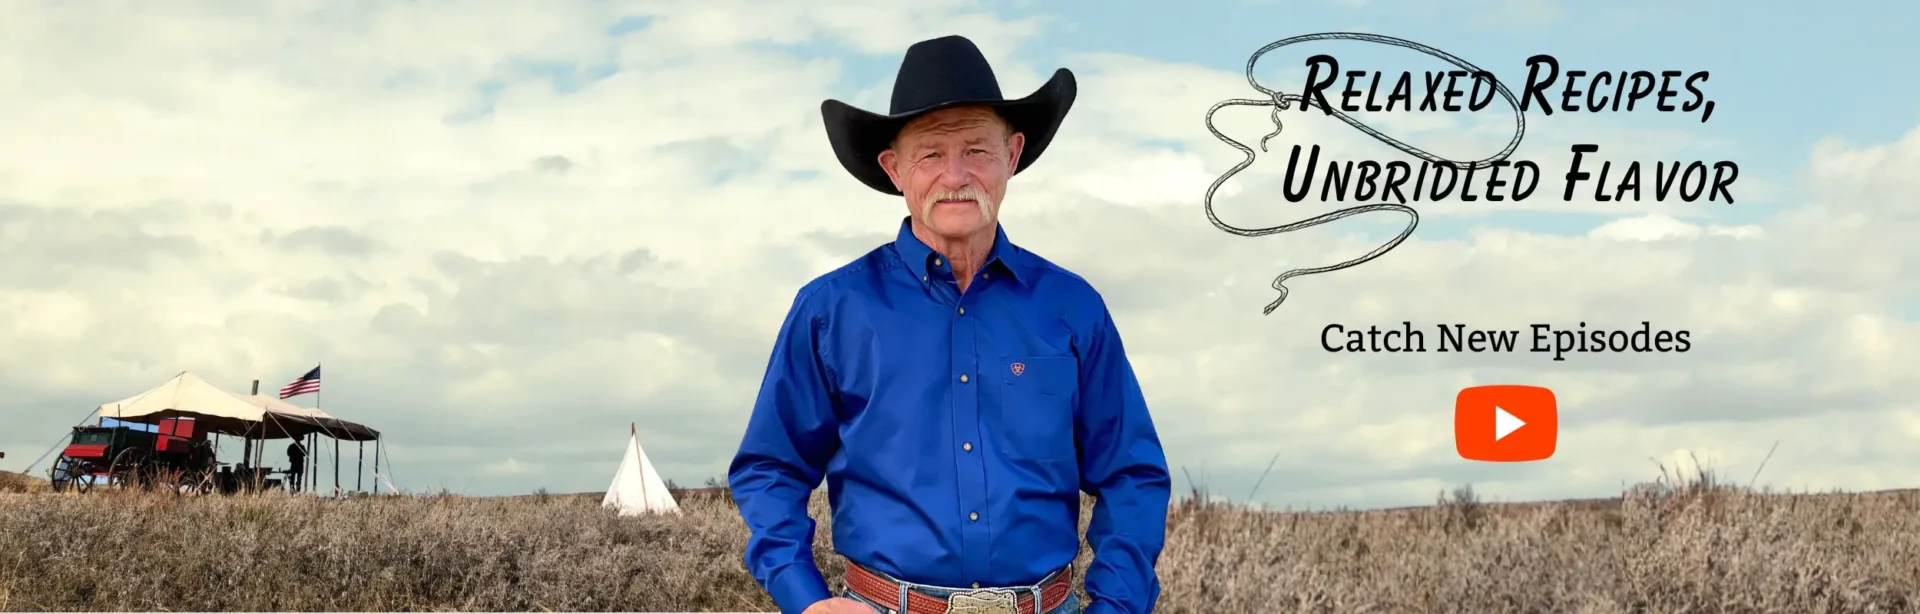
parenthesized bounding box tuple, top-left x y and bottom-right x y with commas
(969, 149, 987, 155)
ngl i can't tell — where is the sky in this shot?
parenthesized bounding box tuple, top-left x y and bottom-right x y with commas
(1, 0, 1916, 510)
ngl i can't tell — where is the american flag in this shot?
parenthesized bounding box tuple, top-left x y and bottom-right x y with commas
(279, 365, 322, 399)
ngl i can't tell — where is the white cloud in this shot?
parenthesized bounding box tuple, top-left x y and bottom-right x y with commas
(1588, 214, 1765, 242)
(482, 458, 540, 477)
(0, 1, 1914, 510)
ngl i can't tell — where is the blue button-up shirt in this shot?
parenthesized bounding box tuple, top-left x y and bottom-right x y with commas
(729, 218, 1172, 614)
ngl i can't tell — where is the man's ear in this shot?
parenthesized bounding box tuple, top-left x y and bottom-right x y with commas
(1005, 132, 1026, 173)
(878, 149, 905, 191)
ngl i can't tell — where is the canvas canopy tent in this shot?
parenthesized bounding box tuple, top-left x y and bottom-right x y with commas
(604, 423, 679, 515)
(237, 395, 380, 441)
(95, 372, 379, 441)
(97, 371, 276, 437)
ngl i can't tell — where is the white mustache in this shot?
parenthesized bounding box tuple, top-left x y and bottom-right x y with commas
(919, 188, 995, 218)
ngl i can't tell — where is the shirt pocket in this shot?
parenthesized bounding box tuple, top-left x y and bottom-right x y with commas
(995, 355, 1078, 461)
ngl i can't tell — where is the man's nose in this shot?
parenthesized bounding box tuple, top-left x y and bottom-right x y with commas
(932, 155, 973, 188)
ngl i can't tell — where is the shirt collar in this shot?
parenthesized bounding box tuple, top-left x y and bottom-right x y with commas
(891, 216, 1027, 286)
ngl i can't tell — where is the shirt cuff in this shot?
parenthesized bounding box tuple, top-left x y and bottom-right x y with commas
(768, 564, 833, 614)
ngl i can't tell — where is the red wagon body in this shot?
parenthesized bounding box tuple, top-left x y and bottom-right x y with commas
(48, 418, 215, 494)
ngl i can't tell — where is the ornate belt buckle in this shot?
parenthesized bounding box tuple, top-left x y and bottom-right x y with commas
(945, 587, 1019, 614)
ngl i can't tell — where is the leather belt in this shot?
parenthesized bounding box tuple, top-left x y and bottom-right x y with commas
(844, 562, 1072, 614)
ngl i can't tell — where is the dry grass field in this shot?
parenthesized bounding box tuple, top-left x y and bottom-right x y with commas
(0, 470, 49, 494)
(2, 467, 1918, 613)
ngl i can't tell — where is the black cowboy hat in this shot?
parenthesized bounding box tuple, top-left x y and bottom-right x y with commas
(821, 35, 1077, 196)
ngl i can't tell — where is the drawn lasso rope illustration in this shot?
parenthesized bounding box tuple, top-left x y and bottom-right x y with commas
(1204, 33, 1528, 315)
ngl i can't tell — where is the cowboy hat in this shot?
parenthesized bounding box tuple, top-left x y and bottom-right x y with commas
(821, 34, 1077, 196)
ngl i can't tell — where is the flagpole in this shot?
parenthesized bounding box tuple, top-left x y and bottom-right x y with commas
(316, 361, 324, 497)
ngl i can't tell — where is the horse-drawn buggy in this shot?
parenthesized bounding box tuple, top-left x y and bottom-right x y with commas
(48, 416, 217, 494)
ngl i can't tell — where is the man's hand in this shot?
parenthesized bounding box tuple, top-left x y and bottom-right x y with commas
(802, 596, 879, 614)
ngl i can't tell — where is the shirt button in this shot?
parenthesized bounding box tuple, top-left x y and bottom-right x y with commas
(972, 582, 981, 589)
(957, 307, 965, 315)
(959, 374, 969, 383)
(983, 273, 990, 279)
(934, 258, 943, 266)
(969, 512, 978, 521)
(922, 275, 929, 282)
(963, 442, 972, 452)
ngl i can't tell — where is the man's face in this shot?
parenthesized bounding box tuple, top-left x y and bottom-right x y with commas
(879, 107, 1026, 241)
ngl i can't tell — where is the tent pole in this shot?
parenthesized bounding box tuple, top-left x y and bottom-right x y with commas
(257, 415, 277, 493)
(250, 431, 260, 492)
(242, 430, 252, 492)
(248, 380, 261, 494)
(357, 440, 365, 493)
(372, 438, 381, 494)
(333, 437, 340, 497)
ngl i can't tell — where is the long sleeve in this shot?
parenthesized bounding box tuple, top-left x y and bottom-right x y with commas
(1073, 304, 1172, 614)
(728, 288, 843, 614)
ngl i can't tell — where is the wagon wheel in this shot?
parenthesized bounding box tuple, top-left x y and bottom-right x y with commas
(166, 467, 210, 496)
(151, 467, 184, 495)
(54, 457, 101, 495)
(108, 448, 146, 491)
(47, 457, 78, 493)
(191, 468, 218, 496)
(184, 448, 218, 496)
(74, 460, 100, 494)
(169, 467, 204, 496)
(145, 466, 177, 494)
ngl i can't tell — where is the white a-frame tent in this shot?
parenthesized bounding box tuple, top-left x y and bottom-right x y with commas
(603, 423, 679, 515)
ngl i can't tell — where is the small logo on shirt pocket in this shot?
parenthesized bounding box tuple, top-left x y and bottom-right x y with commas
(998, 355, 1077, 461)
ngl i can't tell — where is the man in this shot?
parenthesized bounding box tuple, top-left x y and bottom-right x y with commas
(729, 35, 1172, 614)
(286, 440, 306, 493)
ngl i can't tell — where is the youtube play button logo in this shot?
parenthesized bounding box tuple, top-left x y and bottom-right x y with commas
(1455, 385, 1557, 462)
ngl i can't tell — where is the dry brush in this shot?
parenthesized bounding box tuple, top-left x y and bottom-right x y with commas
(0, 472, 1916, 612)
